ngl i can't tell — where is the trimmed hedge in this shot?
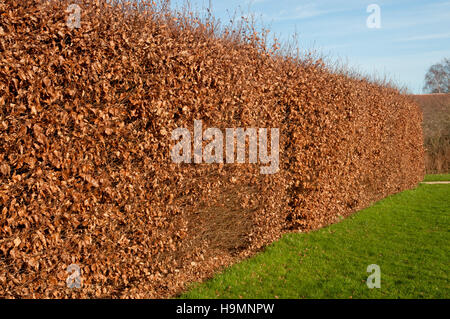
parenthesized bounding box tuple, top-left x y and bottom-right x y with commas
(0, 0, 424, 298)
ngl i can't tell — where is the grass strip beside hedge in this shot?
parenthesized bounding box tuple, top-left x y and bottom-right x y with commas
(181, 184, 450, 299)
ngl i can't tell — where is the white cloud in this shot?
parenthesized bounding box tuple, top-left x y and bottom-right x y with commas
(397, 32, 450, 42)
(264, 3, 342, 22)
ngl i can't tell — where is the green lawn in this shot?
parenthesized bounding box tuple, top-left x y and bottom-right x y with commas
(423, 174, 450, 182)
(181, 184, 450, 299)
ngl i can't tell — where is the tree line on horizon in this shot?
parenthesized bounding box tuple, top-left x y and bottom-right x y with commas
(423, 58, 450, 94)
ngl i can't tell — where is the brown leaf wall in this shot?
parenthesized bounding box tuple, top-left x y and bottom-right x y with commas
(0, 0, 424, 298)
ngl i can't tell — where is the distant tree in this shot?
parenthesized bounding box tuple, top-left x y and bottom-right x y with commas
(423, 58, 450, 93)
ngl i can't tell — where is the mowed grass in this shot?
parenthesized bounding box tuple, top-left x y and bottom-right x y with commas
(181, 183, 449, 299)
(423, 174, 450, 182)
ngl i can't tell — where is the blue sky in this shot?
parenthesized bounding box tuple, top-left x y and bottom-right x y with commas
(170, 0, 450, 93)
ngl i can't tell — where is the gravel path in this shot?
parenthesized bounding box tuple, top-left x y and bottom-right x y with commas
(420, 181, 450, 184)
